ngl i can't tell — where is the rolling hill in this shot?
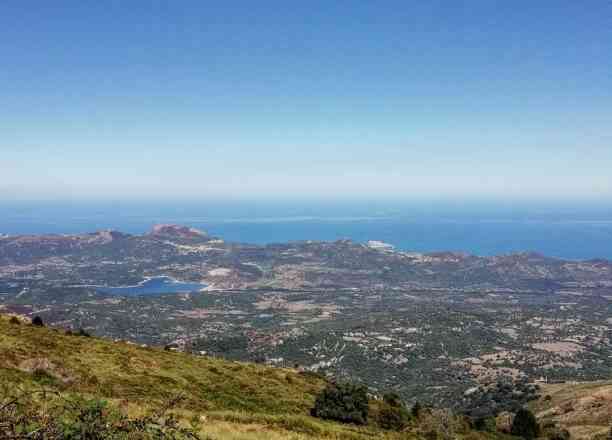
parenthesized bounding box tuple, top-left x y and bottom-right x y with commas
(0, 314, 516, 439)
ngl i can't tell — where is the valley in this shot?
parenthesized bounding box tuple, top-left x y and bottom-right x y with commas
(1, 225, 611, 411)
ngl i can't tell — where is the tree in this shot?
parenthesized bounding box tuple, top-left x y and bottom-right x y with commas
(377, 392, 410, 431)
(511, 408, 539, 439)
(311, 382, 369, 425)
(32, 316, 44, 327)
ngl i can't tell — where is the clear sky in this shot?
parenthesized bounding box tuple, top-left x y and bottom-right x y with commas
(1, 1, 611, 201)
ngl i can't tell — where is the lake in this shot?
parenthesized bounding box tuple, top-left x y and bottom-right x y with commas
(95, 276, 207, 296)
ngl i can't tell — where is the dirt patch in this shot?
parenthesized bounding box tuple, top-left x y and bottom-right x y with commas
(532, 342, 584, 357)
(208, 268, 233, 277)
(18, 357, 75, 384)
(535, 382, 612, 440)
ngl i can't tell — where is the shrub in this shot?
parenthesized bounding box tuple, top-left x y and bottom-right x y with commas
(378, 404, 410, 431)
(31, 368, 58, 386)
(419, 408, 457, 440)
(0, 390, 202, 440)
(310, 382, 369, 425)
(511, 408, 539, 440)
(9, 316, 20, 325)
(378, 392, 410, 431)
(65, 328, 91, 337)
(383, 391, 403, 407)
(77, 328, 91, 337)
(32, 316, 44, 327)
(60, 399, 112, 440)
(472, 416, 496, 432)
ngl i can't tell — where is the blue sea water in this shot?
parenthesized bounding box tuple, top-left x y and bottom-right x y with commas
(96, 276, 207, 296)
(0, 199, 611, 260)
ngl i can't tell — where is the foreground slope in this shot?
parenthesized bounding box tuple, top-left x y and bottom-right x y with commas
(532, 381, 612, 439)
(0, 315, 512, 439)
(0, 315, 323, 416)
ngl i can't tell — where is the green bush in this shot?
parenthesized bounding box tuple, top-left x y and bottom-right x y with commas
(382, 392, 402, 407)
(378, 404, 410, 431)
(31, 368, 58, 386)
(511, 408, 539, 440)
(61, 399, 112, 440)
(77, 328, 91, 337)
(472, 416, 496, 432)
(310, 382, 369, 425)
(0, 390, 202, 440)
(377, 392, 410, 431)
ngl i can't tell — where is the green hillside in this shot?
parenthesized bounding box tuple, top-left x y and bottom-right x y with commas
(0, 314, 514, 439)
(0, 314, 323, 415)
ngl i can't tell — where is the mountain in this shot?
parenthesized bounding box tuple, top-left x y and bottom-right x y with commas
(1, 224, 611, 292)
(149, 224, 212, 244)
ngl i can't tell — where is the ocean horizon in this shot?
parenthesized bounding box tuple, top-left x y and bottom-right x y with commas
(1, 199, 612, 260)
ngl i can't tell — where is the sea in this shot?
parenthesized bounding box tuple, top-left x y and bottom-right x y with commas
(1, 199, 612, 260)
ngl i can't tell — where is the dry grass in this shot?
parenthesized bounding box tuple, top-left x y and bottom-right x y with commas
(0, 314, 523, 439)
(0, 315, 324, 415)
(532, 381, 612, 439)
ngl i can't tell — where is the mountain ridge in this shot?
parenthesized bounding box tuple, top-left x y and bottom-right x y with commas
(1, 224, 611, 292)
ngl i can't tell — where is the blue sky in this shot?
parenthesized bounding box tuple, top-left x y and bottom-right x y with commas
(1, 1, 611, 200)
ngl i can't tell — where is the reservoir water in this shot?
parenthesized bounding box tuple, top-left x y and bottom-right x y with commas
(95, 276, 207, 296)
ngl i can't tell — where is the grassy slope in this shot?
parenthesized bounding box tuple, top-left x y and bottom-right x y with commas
(0, 316, 324, 415)
(531, 381, 612, 439)
(0, 315, 509, 439)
